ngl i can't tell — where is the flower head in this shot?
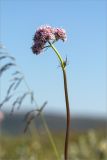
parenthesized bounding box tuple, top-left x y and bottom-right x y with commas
(54, 28, 67, 42)
(33, 25, 55, 42)
(31, 25, 67, 54)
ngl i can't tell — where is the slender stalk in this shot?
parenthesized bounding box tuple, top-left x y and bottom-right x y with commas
(49, 42, 71, 160)
(62, 68, 70, 160)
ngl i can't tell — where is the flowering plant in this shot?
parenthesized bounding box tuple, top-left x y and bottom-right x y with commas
(32, 25, 67, 54)
(32, 25, 70, 160)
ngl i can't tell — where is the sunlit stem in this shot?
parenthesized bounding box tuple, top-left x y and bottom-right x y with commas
(49, 41, 70, 160)
(48, 41, 64, 69)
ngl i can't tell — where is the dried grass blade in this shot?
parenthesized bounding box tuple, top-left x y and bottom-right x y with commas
(13, 77, 23, 90)
(17, 92, 30, 110)
(11, 97, 20, 113)
(24, 101, 47, 132)
(30, 91, 34, 104)
(0, 55, 15, 61)
(0, 94, 13, 108)
(0, 63, 16, 77)
(7, 82, 15, 96)
(12, 71, 21, 76)
(0, 56, 7, 60)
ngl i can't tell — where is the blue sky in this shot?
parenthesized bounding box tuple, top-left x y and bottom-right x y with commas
(0, 0, 106, 117)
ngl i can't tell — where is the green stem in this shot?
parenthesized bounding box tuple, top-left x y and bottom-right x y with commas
(62, 68, 70, 160)
(48, 41, 64, 68)
(49, 42, 70, 160)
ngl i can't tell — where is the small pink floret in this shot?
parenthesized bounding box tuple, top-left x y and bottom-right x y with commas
(54, 28, 67, 41)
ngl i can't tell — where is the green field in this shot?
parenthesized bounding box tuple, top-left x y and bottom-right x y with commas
(0, 129, 107, 160)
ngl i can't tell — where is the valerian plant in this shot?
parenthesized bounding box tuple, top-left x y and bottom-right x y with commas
(31, 25, 71, 160)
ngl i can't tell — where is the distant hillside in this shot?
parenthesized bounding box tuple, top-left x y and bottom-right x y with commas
(1, 113, 107, 135)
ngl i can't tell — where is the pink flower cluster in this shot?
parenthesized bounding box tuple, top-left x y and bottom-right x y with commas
(31, 25, 67, 54)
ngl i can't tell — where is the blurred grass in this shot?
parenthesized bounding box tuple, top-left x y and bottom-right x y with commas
(0, 129, 107, 160)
